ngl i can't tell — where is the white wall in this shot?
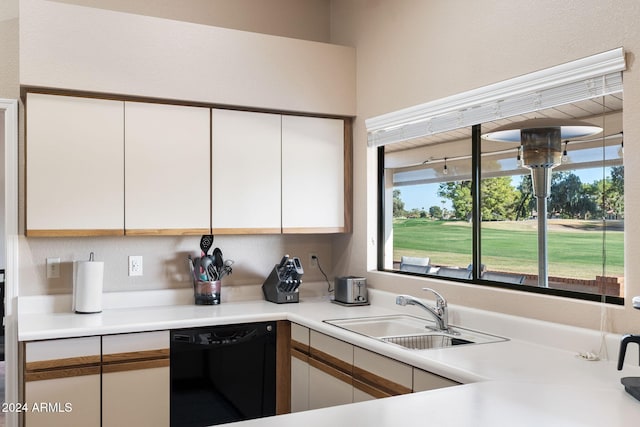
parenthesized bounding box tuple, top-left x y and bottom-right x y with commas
(330, 0, 640, 333)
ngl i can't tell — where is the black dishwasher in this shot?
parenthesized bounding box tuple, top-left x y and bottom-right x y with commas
(170, 322, 277, 427)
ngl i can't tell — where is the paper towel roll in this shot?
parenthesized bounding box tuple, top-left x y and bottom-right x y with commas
(74, 260, 104, 313)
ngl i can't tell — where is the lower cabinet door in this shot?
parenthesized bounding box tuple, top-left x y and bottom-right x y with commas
(102, 364, 170, 427)
(291, 350, 310, 412)
(24, 373, 101, 427)
(308, 359, 353, 410)
(23, 336, 102, 427)
(101, 331, 170, 427)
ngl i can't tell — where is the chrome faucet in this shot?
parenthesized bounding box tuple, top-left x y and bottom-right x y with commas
(396, 288, 454, 333)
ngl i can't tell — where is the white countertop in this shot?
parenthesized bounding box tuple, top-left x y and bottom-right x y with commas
(228, 381, 640, 427)
(18, 288, 640, 426)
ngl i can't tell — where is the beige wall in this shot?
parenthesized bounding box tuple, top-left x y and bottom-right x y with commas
(330, 0, 640, 333)
(53, 0, 331, 42)
(0, 0, 18, 99)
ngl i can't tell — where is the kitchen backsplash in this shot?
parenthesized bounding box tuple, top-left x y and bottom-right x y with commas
(18, 234, 335, 296)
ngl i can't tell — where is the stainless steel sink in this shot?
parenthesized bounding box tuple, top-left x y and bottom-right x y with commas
(324, 314, 507, 350)
(381, 334, 473, 349)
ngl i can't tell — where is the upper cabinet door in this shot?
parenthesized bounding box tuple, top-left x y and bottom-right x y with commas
(26, 93, 125, 236)
(124, 102, 210, 235)
(211, 109, 282, 234)
(281, 116, 347, 233)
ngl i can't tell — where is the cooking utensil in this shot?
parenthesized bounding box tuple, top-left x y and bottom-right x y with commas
(212, 248, 224, 273)
(188, 256, 195, 279)
(200, 235, 214, 256)
(200, 256, 214, 281)
(193, 257, 203, 281)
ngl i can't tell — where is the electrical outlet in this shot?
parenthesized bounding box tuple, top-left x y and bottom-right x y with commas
(46, 257, 60, 279)
(309, 253, 318, 268)
(128, 255, 143, 277)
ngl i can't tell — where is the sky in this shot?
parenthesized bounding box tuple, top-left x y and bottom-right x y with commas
(397, 168, 611, 212)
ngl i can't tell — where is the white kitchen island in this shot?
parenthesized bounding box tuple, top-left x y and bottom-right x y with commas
(17, 288, 640, 426)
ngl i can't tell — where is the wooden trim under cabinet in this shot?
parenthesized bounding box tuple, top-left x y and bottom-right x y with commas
(125, 228, 211, 236)
(212, 227, 282, 235)
(25, 229, 124, 237)
(282, 226, 347, 234)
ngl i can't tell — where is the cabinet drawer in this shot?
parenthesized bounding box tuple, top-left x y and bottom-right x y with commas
(291, 323, 310, 348)
(413, 368, 460, 392)
(24, 336, 101, 375)
(309, 331, 353, 369)
(353, 347, 412, 396)
(102, 331, 169, 371)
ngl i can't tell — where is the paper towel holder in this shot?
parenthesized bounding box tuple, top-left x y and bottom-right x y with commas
(73, 252, 104, 314)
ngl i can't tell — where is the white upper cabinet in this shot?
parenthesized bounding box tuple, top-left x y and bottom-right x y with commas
(124, 102, 210, 235)
(282, 116, 346, 233)
(26, 93, 350, 236)
(26, 93, 125, 236)
(211, 109, 282, 234)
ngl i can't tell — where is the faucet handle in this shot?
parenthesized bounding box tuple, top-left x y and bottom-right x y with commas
(421, 287, 446, 308)
(618, 334, 640, 370)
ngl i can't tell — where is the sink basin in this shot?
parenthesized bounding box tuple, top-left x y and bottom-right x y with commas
(324, 314, 435, 337)
(324, 314, 507, 350)
(381, 334, 473, 349)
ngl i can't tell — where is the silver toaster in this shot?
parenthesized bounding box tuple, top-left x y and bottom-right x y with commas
(335, 276, 368, 304)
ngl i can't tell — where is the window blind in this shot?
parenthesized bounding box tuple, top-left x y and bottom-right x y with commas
(366, 48, 626, 148)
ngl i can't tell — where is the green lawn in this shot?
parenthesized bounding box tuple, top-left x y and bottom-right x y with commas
(393, 218, 624, 279)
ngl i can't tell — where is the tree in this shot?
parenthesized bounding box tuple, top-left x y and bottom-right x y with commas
(438, 177, 519, 221)
(481, 177, 518, 220)
(429, 205, 443, 219)
(393, 189, 406, 217)
(437, 181, 472, 220)
(549, 172, 595, 219)
(609, 165, 625, 217)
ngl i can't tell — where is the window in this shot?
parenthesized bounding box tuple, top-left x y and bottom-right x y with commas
(370, 49, 625, 303)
